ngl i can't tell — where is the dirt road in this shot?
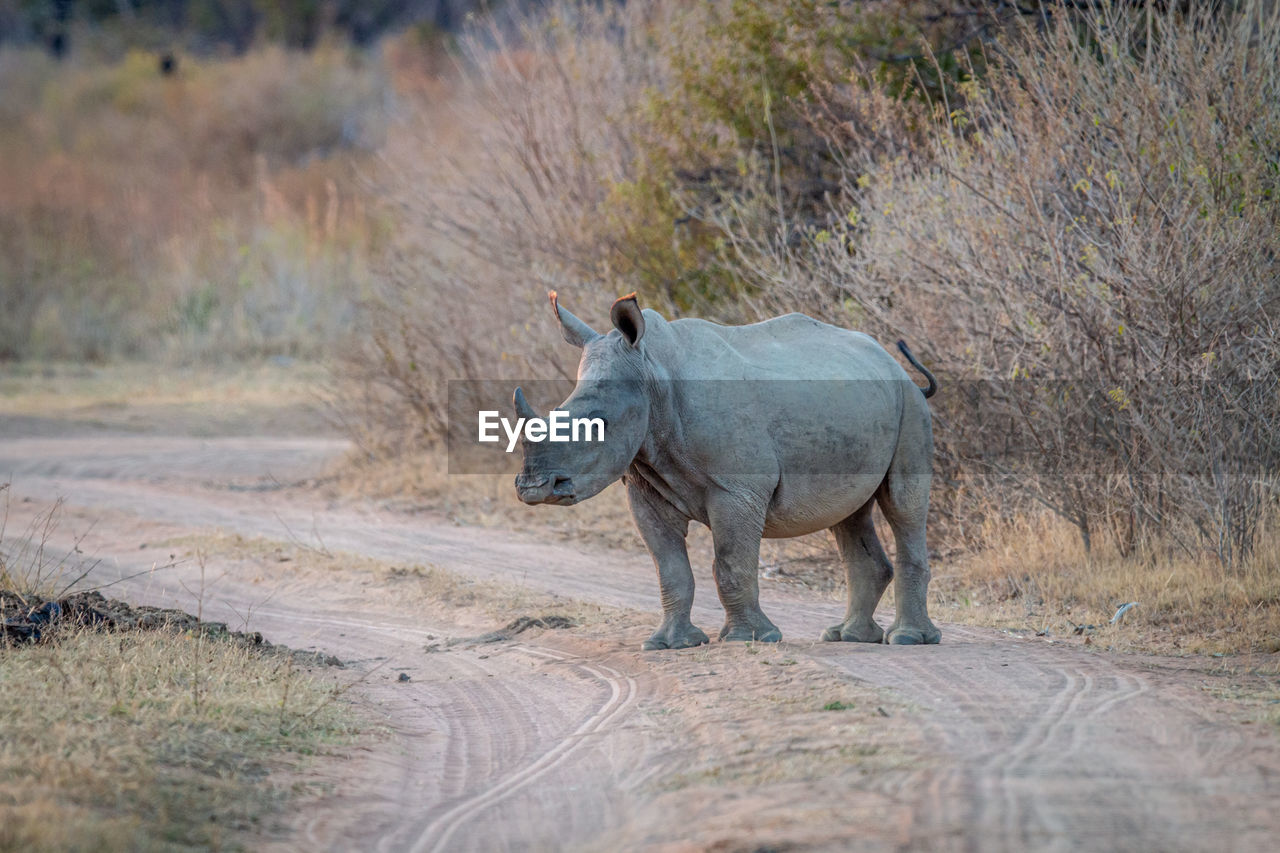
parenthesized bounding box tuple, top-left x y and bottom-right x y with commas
(2, 423, 1278, 852)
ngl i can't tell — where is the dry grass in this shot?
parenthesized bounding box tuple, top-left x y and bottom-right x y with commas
(0, 360, 335, 439)
(1199, 676, 1280, 729)
(0, 361, 327, 414)
(0, 498, 357, 852)
(920, 513, 1280, 658)
(0, 626, 355, 852)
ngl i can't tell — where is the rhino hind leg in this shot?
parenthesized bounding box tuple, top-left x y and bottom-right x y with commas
(878, 401, 942, 646)
(822, 501, 892, 643)
(882, 510, 941, 644)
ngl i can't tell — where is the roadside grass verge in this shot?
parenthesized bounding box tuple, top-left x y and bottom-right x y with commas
(0, 494, 358, 851)
(922, 514, 1280, 660)
(1197, 676, 1280, 731)
(0, 626, 355, 852)
(0, 361, 326, 413)
(0, 360, 332, 435)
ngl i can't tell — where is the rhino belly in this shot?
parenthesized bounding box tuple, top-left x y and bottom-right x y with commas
(762, 470, 886, 537)
(764, 380, 900, 533)
(733, 385, 896, 537)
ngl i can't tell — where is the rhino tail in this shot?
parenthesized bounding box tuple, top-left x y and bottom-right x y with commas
(896, 340, 937, 399)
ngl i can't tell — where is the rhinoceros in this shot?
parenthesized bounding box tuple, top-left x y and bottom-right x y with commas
(514, 292, 941, 649)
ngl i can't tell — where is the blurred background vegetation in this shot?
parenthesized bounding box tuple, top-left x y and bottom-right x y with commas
(2, 1, 1278, 647)
(0, 1, 501, 54)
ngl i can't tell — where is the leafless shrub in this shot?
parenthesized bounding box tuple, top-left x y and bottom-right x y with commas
(346, 1, 1015, 451)
(344, 2, 670, 452)
(716, 1, 1280, 565)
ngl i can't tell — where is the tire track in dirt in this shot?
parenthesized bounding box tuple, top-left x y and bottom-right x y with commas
(407, 648, 637, 853)
(810, 637, 1268, 852)
(3, 431, 1279, 852)
(764, 597, 1271, 851)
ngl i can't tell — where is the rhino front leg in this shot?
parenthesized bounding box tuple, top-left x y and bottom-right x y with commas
(707, 492, 781, 643)
(627, 479, 709, 651)
(822, 500, 892, 643)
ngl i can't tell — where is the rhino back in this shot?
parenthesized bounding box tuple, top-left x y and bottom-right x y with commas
(652, 311, 904, 382)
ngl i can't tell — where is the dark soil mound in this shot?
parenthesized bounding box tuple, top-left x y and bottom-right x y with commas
(0, 589, 341, 666)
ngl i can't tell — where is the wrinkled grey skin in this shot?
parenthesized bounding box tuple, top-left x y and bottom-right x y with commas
(515, 292, 940, 650)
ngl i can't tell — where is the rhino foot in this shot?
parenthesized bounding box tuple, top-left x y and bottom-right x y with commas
(821, 620, 885, 644)
(718, 621, 782, 644)
(642, 621, 710, 651)
(886, 622, 942, 645)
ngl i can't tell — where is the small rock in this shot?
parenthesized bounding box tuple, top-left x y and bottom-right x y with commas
(398, 672, 411, 682)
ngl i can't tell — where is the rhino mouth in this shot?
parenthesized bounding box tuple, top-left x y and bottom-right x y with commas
(515, 473, 577, 505)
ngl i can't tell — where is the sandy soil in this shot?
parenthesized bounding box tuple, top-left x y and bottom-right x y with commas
(2, 415, 1278, 852)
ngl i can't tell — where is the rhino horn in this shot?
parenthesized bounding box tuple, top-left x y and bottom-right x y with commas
(549, 290, 599, 348)
(513, 386, 540, 420)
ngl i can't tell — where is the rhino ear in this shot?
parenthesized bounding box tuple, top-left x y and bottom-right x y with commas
(549, 290, 599, 348)
(610, 292, 645, 347)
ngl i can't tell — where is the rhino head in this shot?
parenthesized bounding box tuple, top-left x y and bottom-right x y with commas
(513, 292, 649, 506)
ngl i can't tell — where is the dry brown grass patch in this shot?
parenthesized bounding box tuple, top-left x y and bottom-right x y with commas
(0, 360, 336, 438)
(924, 514, 1280, 659)
(0, 624, 355, 852)
(0, 493, 357, 851)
